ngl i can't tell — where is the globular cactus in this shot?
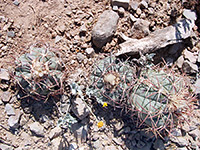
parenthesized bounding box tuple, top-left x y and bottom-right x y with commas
(87, 56, 136, 107)
(130, 67, 197, 136)
(15, 45, 64, 101)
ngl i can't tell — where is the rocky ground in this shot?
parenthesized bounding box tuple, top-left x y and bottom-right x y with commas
(0, 0, 200, 150)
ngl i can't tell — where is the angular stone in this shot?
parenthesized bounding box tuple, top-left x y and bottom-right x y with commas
(92, 10, 119, 48)
(170, 136, 189, 147)
(7, 31, 15, 38)
(132, 19, 150, 36)
(49, 127, 62, 140)
(5, 103, 15, 116)
(29, 122, 44, 137)
(183, 49, 197, 63)
(71, 97, 89, 120)
(8, 115, 19, 129)
(51, 137, 63, 150)
(182, 60, 198, 74)
(55, 35, 63, 44)
(194, 78, 200, 94)
(188, 129, 200, 139)
(139, 0, 148, 9)
(0, 144, 13, 150)
(0, 68, 10, 81)
(85, 48, 95, 57)
(69, 143, 78, 150)
(176, 55, 184, 69)
(183, 9, 197, 21)
(112, 0, 130, 9)
(1, 91, 12, 103)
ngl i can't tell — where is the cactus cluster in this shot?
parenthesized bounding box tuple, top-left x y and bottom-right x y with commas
(15, 45, 64, 101)
(87, 56, 136, 107)
(130, 67, 196, 136)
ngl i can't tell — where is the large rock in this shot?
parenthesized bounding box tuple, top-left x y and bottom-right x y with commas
(92, 10, 119, 48)
(116, 19, 195, 56)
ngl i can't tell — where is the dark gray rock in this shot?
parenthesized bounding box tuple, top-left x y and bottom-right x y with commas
(92, 10, 119, 48)
(153, 138, 165, 150)
(112, 0, 130, 9)
(182, 60, 198, 74)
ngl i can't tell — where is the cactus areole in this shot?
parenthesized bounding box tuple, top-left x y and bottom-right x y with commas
(15, 45, 64, 100)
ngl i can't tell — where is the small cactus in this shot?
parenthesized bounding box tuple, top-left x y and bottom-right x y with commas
(130, 67, 197, 136)
(15, 45, 64, 101)
(87, 56, 136, 107)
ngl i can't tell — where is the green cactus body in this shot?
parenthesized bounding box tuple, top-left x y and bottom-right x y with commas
(15, 46, 64, 100)
(130, 69, 194, 133)
(87, 56, 136, 107)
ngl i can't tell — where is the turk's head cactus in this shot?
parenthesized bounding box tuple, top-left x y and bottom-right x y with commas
(130, 67, 197, 136)
(15, 45, 64, 101)
(87, 56, 136, 107)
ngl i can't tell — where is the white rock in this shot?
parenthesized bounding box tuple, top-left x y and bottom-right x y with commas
(183, 49, 197, 63)
(0, 68, 10, 81)
(183, 9, 197, 21)
(29, 122, 44, 137)
(55, 35, 63, 44)
(85, 48, 95, 57)
(49, 127, 62, 140)
(8, 115, 19, 129)
(71, 97, 89, 120)
(5, 103, 15, 116)
(51, 137, 63, 150)
(176, 55, 184, 69)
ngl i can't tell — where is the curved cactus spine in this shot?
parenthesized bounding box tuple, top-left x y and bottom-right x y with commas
(15, 44, 64, 101)
(130, 67, 197, 136)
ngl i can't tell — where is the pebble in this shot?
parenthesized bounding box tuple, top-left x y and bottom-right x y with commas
(1, 91, 12, 103)
(13, 0, 20, 6)
(139, 0, 148, 9)
(129, 1, 139, 11)
(182, 60, 198, 74)
(136, 8, 142, 16)
(113, 5, 118, 11)
(5, 103, 15, 116)
(69, 143, 78, 150)
(176, 55, 184, 69)
(183, 49, 197, 63)
(118, 7, 125, 16)
(0, 144, 13, 150)
(8, 115, 19, 129)
(55, 35, 63, 44)
(29, 122, 45, 137)
(85, 47, 95, 57)
(0, 68, 10, 81)
(76, 52, 86, 63)
(7, 31, 15, 38)
(49, 127, 62, 140)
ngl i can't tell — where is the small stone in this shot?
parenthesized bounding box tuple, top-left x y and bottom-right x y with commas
(1, 91, 12, 103)
(194, 78, 200, 94)
(113, 5, 118, 11)
(73, 124, 88, 143)
(148, 7, 154, 15)
(130, 14, 138, 23)
(132, 19, 150, 36)
(183, 49, 197, 63)
(65, 8, 72, 16)
(85, 48, 95, 57)
(139, 0, 148, 9)
(51, 137, 64, 150)
(49, 127, 62, 140)
(136, 8, 142, 15)
(182, 60, 198, 74)
(29, 122, 44, 137)
(0, 68, 10, 81)
(79, 24, 87, 35)
(13, 0, 20, 6)
(183, 9, 197, 21)
(7, 31, 15, 38)
(5, 103, 15, 116)
(118, 7, 125, 16)
(170, 136, 189, 147)
(93, 140, 103, 150)
(176, 55, 184, 69)
(112, 0, 130, 9)
(171, 128, 182, 137)
(55, 35, 63, 44)
(129, 1, 139, 11)
(71, 97, 89, 120)
(76, 53, 86, 63)
(8, 115, 19, 129)
(1, 46, 8, 51)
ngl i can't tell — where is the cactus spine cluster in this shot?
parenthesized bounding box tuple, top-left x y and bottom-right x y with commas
(87, 56, 136, 107)
(130, 68, 196, 135)
(15, 45, 64, 101)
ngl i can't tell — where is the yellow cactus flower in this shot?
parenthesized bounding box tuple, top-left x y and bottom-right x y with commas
(103, 102, 108, 107)
(97, 121, 104, 128)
